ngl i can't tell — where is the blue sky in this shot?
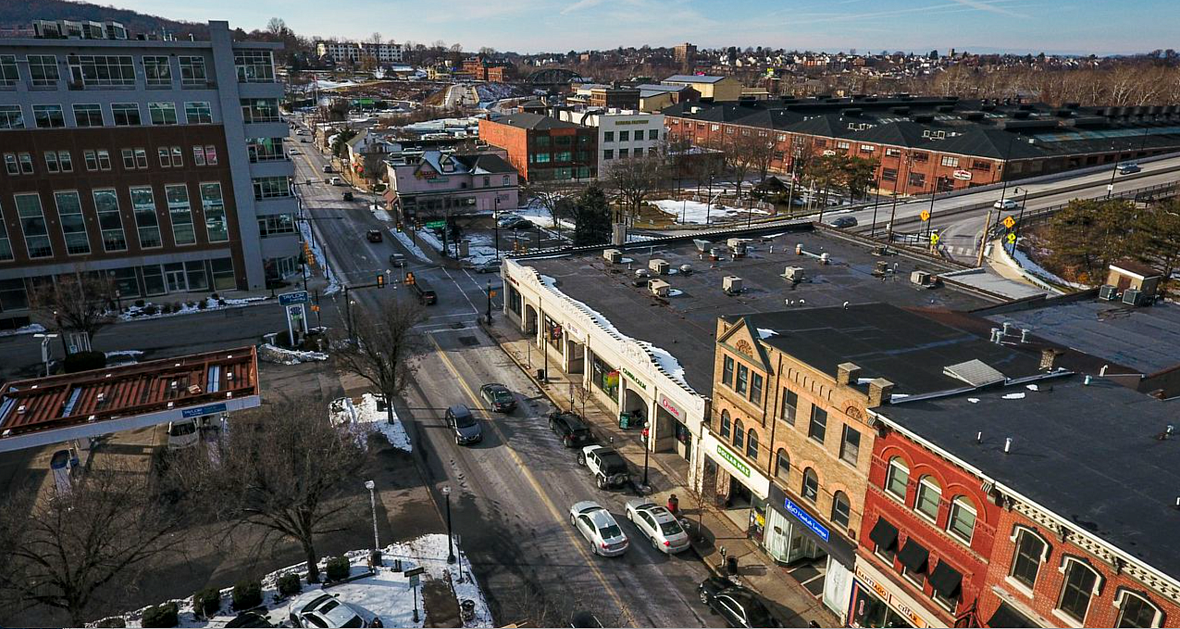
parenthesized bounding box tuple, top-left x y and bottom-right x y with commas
(114, 0, 1176, 56)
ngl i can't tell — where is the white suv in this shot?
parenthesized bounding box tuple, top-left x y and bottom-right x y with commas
(993, 198, 1019, 210)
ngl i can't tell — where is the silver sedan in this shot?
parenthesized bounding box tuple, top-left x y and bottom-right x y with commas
(625, 499, 691, 554)
(569, 500, 629, 557)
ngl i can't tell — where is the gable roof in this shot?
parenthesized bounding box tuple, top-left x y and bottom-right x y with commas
(454, 153, 516, 175)
(922, 128, 1045, 160)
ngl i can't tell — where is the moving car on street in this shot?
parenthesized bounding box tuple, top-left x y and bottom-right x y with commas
(288, 592, 375, 628)
(829, 216, 858, 228)
(549, 411, 593, 448)
(569, 501, 629, 557)
(578, 445, 630, 490)
(479, 383, 517, 413)
(445, 405, 482, 445)
(993, 197, 1019, 210)
(366, 229, 382, 243)
(625, 499, 690, 554)
(1117, 161, 1141, 174)
(697, 577, 779, 628)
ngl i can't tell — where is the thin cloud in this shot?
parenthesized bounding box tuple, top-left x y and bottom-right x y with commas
(950, 0, 1029, 18)
(561, 0, 608, 13)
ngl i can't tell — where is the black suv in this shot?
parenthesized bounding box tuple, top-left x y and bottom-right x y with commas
(698, 577, 779, 628)
(549, 411, 592, 447)
(445, 405, 482, 446)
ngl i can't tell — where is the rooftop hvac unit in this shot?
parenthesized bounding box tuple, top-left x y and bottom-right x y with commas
(910, 270, 932, 286)
(693, 239, 712, 253)
(709, 247, 724, 261)
(783, 266, 805, 283)
(649, 279, 671, 297)
(649, 258, 669, 275)
(603, 249, 622, 264)
(1123, 288, 1150, 307)
(1098, 284, 1119, 301)
(872, 260, 889, 277)
(678, 264, 693, 276)
(723, 276, 743, 295)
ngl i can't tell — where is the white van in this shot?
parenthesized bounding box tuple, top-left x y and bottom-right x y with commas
(329, 176, 342, 186)
(167, 419, 199, 450)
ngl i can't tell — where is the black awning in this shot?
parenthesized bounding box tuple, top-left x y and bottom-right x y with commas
(868, 517, 898, 551)
(987, 602, 1038, 628)
(930, 561, 963, 598)
(898, 539, 930, 573)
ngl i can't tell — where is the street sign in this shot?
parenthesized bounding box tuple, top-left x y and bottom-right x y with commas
(279, 291, 309, 306)
(424, 220, 446, 229)
(1002, 216, 1016, 229)
(1007, 233, 1017, 244)
(919, 210, 930, 221)
(404, 566, 425, 577)
(408, 574, 420, 588)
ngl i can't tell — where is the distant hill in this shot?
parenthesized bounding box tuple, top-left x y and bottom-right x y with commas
(0, 0, 207, 38)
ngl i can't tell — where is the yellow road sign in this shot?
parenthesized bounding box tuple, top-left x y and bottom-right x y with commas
(1007, 233, 1017, 243)
(920, 210, 931, 221)
(1002, 216, 1016, 229)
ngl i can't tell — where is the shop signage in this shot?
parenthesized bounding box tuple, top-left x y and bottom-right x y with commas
(855, 564, 930, 628)
(716, 443, 750, 477)
(278, 290, 309, 306)
(952, 169, 972, 181)
(619, 366, 648, 390)
(183, 403, 227, 419)
(658, 394, 683, 421)
(783, 496, 829, 542)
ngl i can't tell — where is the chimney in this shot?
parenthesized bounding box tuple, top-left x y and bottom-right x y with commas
(1039, 348, 1062, 371)
(867, 378, 895, 408)
(836, 362, 861, 386)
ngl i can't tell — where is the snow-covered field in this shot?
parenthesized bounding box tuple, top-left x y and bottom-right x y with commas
(652, 199, 768, 224)
(0, 322, 46, 337)
(331, 393, 412, 453)
(118, 296, 269, 322)
(91, 535, 490, 629)
(258, 344, 329, 365)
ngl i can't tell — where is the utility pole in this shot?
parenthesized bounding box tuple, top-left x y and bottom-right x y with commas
(977, 210, 992, 268)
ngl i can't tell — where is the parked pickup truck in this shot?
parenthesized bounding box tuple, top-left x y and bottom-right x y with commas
(578, 445, 630, 490)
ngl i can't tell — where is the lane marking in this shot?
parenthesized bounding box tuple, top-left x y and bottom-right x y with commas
(426, 333, 640, 628)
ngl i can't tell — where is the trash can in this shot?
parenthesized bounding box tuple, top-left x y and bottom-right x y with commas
(460, 600, 476, 621)
(726, 556, 739, 577)
(536, 368, 546, 382)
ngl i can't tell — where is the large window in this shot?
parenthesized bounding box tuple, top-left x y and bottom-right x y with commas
(719, 409, 731, 439)
(185, 101, 213, 124)
(732, 419, 745, 450)
(200, 183, 229, 242)
(73, 103, 104, 127)
(886, 457, 909, 500)
(1058, 559, 1099, 623)
(750, 373, 763, 404)
(68, 55, 136, 87)
(253, 176, 291, 199)
(0, 215, 13, 262)
(745, 429, 758, 459)
(179, 56, 207, 85)
(1010, 527, 1047, 589)
(93, 189, 127, 252)
(831, 491, 851, 528)
(915, 476, 942, 522)
(33, 104, 65, 128)
(28, 55, 59, 87)
(0, 105, 24, 129)
(54, 191, 91, 255)
(736, 364, 748, 395)
(130, 186, 162, 248)
(781, 389, 797, 425)
(211, 258, 236, 290)
(840, 425, 860, 465)
(143, 56, 172, 87)
(808, 406, 827, 443)
(947, 496, 977, 544)
(165, 184, 196, 245)
(15, 194, 53, 258)
(1117, 592, 1162, 628)
(241, 98, 280, 122)
(0, 55, 18, 86)
(234, 50, 275, 83)
(722, 355, 734, 386)
(148, 102, 178, 125)
(802, 468, 819, 502)
(247, 137, 286, 162)
(258, 213, 296, 237)
(112, 103, 141, 126)
(775, 449, 790, 482)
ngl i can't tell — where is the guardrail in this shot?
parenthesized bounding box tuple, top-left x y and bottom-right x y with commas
(986, 180, 1180, 240)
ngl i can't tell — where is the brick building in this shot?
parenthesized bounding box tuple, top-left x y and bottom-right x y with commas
(460, 56, 506, 82)
(477, 113, 597, 182)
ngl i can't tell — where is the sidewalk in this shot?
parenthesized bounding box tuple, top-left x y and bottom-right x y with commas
(482, 318, 841, 628)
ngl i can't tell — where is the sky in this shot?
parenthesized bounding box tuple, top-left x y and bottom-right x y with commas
(109, 0, 1178, 56)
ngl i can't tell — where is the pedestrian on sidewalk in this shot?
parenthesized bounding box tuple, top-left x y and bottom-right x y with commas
(667, 493, 679, 516)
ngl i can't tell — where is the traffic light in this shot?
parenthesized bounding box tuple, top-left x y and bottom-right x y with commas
(377, 273, 386, 288)
(404, 271, 415, 286)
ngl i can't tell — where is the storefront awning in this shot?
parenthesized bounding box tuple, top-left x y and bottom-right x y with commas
(987, 602, 1039, 628)
(929, 561, 963, 599)
(869, 517, 899, 551)
(898, 539, 929, 574)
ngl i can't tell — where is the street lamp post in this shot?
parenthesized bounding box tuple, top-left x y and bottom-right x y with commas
(493, 198, 501, 262)
(641, 427, 650, 489)
(364, 480, 379, 552)
(34, 333, 58, 377)
(442, 485, 455, 564)
(485, 281, 493, 326)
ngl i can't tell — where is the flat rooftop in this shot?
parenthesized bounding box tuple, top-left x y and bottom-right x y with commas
(521, 227, 994, 394)
(881, 375, 1180, 580)
(985, 299, 1180, 375)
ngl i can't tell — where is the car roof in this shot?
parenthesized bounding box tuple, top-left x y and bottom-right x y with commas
(557, 413, 587, 427)
(315, 598, 363, 625)
(587, 508, 616, 528)
(482, 383, 507, 391)
(448, 404, 471, 415)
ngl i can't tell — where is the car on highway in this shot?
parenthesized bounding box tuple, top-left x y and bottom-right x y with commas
(569, 501, 629, 557)
(625, 499, 690, 554)
(549, 411, 593, 448)
(1117, 161, 1141, 174)
(388, 253, 406, 268)
(479, 383, 517, 413)
(698, 577, 779, 628)
(366, 229, 382, 243)
(993, 198, 1019, 210)
(329, 176, 342, 185)
(445, 405, 482, 445)
(578, 445, 630, 489)
(288, 592, 375, 628)
(324, 165, 334, 173)
(289, 149, 300, 156)
(829, 216, 858, 228)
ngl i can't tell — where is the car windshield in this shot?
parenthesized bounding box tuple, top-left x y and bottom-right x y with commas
(600, 524, 622, 539)
(659, 518, 684, 536)
(303, 615, 329, 628)
(454, 411, 477, 428)
(341, 616, 364, 628)
(494, 390, 513, 402)
(169, 422, 195, 436)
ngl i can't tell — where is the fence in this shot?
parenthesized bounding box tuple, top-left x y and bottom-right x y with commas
(986, 180, 1180, 240)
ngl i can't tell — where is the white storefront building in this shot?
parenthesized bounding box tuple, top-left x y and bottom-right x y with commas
(557, 109, 665, 177)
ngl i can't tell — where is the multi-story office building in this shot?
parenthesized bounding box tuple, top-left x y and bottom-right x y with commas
(0, 20, 299, 329)
(478, 113, 597, 183)
(557, 109, 664, 175)
(315, 40, 404, 64)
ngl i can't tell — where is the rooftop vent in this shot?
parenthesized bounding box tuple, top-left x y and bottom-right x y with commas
(944, 359, 1006, 388)
(679, 264, 693, 276)
(783, 266, 805, 283)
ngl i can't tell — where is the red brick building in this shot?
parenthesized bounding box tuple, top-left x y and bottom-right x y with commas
(478, 113, 597, 183)
(461, 56, 506, 82)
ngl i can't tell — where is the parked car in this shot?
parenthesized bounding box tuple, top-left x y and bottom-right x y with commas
(569, 501, 629, 557)
(225, 611, 274, 627)
(829, 216, 858, 228)
(479, 383, 516, 412)
(549, 411, 593, 448)
(167, 419, 199, 450)
(1117, 161, 1141, 174)
(473, 260, 501, 274)
(498, 214, 533, 230)
(366, 229, 382, 243)
(288, 592, 375, 628)
(445, 405, 482, 445)
(993, 198, 1019, 210)
(578, 445, 630, 489)
(625, 499, 690, 554)
(329, 176, 342, 185)
(388, 253, 407, 268)
(698, 577, 779, 628)
(343, 191, 355, 201)
(323, 165, 334, 173)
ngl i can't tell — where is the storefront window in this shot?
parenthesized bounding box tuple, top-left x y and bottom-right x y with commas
(508, 285, 522, 315)
(591, 354, 619, 400)
(543, 314, 562, 349)
(851, 584, 913, 628)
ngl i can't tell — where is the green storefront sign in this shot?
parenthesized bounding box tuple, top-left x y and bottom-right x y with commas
(619, 366, 647, 390)
(424, 220, 446, 229)
(716, 443, 750, 477)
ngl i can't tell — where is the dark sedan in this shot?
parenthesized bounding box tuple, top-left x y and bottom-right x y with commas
(549, 411, 593, 448)
(480, 383, 516, 413)
(698, 577, 779, 628)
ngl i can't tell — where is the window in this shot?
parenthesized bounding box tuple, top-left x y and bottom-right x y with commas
(947, 496, 977, 544)
(171, 146, 183, 167)
(808, 406, 827, 443)
(258, 213, 296, 237)
(204, 146, 218, 165)
(142, 56, 172, 87)
(73, 103, 104, 127)
(831, 491, 851, 528)
(121, 149, 136, 170)
(940, 155, 959, 168)
(0, 218, 12, 262)
(97, 149, 111, 171)
(775, 449, 790, 482)
(882, 167, 898, 181)
(211, 258, 236, 290)
(158, 147, 172, 168)
(1117, 592, 1162, 628)
(179, 56, 207, 85)
(235, 50, 275, 83)
(57, 151, 72, 172)
(1010, 528, 1047, 589)
(908, 172, 926, 188)
(1058, 559, 1099, 623)
(185, 260, 208, 291)
(135, 149, 148, 169)
(535, 152, 551, 163)
(534, 136, 550, 148)
(3, 154, 17, 175)
(912, 152, 930, 162)
(93, 189, 127, 251)
(18, 153, 34, 174)
(193, 146, 206, 166)
(733, 419, 744, 449)
(68, 55, 135, 86)
(84, 150, 99, 171)
(165, 184, 196, 245)
(603, 131, 614, 142)
(184, 101, 212, 124)
(33, 105, 65, 128)
(802, 468, 819, 502)
(719, 410, 731, 439)
(619, 130, 630, 142)
(130, 186, 162, 248)
(861, 145, 875, 153)
(44, 152, 59, 173)
(603, 149, 614, 160)
(736, 364, 749, 394)
(840, 425, 860, 465)
(722, 355, 734, 386)
(55, 191, 90, 255)
(618, 148, 628, 158)
(253, 176, 291, 199)
(750, 373, 763, 403)
(915, 476, 942, 522)
(26, 54, 58, 87)
(781, 389, 797, 425)
(15, 194, 53, 258)
(885, 148, 901, 157)
(886, 457, 909, 500)
(148, 102, 178, 125)
(0, 55, 17, 86)
(837, 141, 851, 149)
(201, 183, 229, 242)
(555, 151, 572, 162)
(745, 429, 758, 459)
(649, 129, 659, 140)
(0, 105, 23, 129)
(971, 160, 992, 171)
(112, 103, 141, 126)
(240, 98, 280, 122)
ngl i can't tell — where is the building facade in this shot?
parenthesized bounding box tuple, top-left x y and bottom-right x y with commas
(0, 20, 297, 330)
(315, 40, 403, 64)
(661, 75, 744, 102)
(478, 113, 597, 182)
(385, 150, 519, 221)
(557, 109, 664, 175)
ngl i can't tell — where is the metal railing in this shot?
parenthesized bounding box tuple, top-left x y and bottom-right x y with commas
(986, 180, 1180, 240)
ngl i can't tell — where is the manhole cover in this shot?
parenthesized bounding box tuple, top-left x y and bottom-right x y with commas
(458, 336, 479, 347)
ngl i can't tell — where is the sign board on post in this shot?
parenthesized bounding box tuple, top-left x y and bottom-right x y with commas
(424, 220, 446, 229)
(279, 291, 309, 306)
(182, 403, 228, 419)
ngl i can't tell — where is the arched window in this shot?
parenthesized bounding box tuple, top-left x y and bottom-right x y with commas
(1010, 526, 1049, 589)
(831, 491, 851, 528)
(947, 495, 977, 544)
(914, 476, 942, 522)
(720, 410, 731, 438)
(1116, 590, 1163, 628)
(885, 457, 909, 501)
(802, 468, 819, 502)
(746, 428, 758, 459)
(775, 449, 790, 482)
(1058, 558, 1101, 623)
(733, 419, 745, 449)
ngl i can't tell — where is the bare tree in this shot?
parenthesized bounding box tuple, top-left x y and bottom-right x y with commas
(523, 180, 578, 238)
(720, 132, 769, 198)
(29, 271, 116, 353)
(0, 466, 180, 626)
(334, 297, 426, 427)
(604, 154, 664, 224)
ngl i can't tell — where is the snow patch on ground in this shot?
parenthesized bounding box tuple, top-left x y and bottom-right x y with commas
(0, 323, 46, 337)
(1003, 392, 1027, 400)
(258, 344, 329, 365)
(1011, 245, 1089, 290)
(391, 229, 431, 262)
(300, 219, 343, 295)
(119, 296, 269, 322)
(652, 199, 768, 225)
(514, 198, 576, 232)
(331, 393, 412, 453)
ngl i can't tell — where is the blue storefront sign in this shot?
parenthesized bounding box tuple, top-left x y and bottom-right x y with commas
(784, 496, 830, 542)
(278, 290, 309, 306)
(182, 403, 228, 418)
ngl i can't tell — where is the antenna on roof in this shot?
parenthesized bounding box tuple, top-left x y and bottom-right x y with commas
(1003, 437, 1012, 454)
(976, 431, 982, 444)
